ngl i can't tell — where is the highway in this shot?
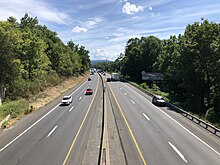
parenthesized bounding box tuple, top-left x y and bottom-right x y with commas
(106, 78, 220, 165)
(0, 72, 220, 165)
(0, 73, 103, 165)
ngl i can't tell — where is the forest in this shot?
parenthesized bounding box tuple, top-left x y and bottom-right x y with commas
(0, 13, 90, 104)
(94, 19, 220, 126)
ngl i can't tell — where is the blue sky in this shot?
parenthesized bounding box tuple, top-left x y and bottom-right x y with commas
(0, 0, 220, 61)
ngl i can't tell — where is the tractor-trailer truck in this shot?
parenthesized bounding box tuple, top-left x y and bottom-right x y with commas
(111, 73, 119, 81)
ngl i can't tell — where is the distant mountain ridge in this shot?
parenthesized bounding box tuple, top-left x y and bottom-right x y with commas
(91, 59, 112, 65)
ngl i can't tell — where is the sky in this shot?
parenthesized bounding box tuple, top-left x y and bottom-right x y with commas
(0, 0, 220, 61)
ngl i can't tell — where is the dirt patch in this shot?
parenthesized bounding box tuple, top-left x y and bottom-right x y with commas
(30, 73, 89, 111)
(0, 73, 89, 130)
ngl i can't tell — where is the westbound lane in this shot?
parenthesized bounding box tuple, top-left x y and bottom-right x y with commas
(0, 73, 102, 165)
(107, 80, 220, 165)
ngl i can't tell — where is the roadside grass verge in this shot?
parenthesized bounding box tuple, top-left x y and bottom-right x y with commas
(0, 73, 89, 129)
(0, 100, 29, 120)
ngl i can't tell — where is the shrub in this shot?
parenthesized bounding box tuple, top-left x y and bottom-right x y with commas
(0, 100, 29, 119)
(205, 108, 220, 123)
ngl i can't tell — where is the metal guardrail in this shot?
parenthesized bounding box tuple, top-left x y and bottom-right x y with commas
(167, 103, 220, 137)
(122, 78, 220, 137)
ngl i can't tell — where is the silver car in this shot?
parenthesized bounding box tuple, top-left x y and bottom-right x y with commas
(152, 95, 166, 106)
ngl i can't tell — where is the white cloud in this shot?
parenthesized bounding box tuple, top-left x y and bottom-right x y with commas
(119, 0, 128, 3)
(0, 0, 69, 24)
(72, 26, 88, 33)
(72, 17, 104, 33)
(83, 17, 104, 28)
(149, 6, 153, 11)
(90, 49, 114, 60)
(122, 2, 144, 15)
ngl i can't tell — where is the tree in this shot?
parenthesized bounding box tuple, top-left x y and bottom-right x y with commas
(0, 21, 21, 104)
(179, 19, 220, 113)
(123, 36, 162, 81)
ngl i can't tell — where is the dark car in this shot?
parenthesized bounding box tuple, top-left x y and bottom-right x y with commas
(152, 95, 166, 106)
(106, 78, 111, 82)
(88, 77, 91, 81)
(85, 88, 93, 95)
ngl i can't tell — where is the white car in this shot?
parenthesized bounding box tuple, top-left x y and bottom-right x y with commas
(61, 96, 73, 105)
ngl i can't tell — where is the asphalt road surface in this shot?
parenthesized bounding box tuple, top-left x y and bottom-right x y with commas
(0, 73, 102, 165)
(106, 78, 220, 165)
(1, 72, 220, 165)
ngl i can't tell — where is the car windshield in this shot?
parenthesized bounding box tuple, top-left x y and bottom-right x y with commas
(63, 97, 70, 100)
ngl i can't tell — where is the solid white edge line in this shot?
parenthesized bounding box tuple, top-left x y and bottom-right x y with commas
(47, 125, 58, 138)
(131, 100, 135, 104)
(0, 104, 60, 152)
(169, 142, 188, 163)
(0, 80, 87, 153)
(143, 113, 150, 121)
(122, 83, 220, 157)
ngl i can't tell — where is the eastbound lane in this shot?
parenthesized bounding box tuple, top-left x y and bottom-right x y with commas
(107, 80, 220, 165)
(0, 73, 102, 165)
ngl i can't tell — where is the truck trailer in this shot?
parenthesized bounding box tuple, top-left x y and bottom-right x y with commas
(111, 73, 120, 81)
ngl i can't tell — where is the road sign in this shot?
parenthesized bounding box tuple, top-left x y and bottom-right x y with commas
(142, 72, 163, 81)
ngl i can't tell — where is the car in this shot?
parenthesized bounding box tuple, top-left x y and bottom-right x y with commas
(106, 78, 111, 82)
(88, 77, 91, 81)
(61, 95, 73, 105)
(85, 88, 93, 95)
(152, 95, 166, 106)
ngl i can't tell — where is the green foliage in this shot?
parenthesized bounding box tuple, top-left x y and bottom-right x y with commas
(0, 100, 29, 118)
(93, 61, 113, 72)
(140, 83, 169, 101)
(118, 19, 220, 126)
(0, 13, 90, 101)
(122, 36, 162, 81)
(205, 108, 220, 127)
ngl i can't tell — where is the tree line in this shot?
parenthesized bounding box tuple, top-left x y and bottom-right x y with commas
(95, 19, 220, 125)
(0, 13, 90, 103)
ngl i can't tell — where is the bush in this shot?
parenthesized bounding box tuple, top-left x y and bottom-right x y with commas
(205, 108, 220, 123)
(0, 100, 29, 119)
(7, 72, 61, 100)
(139, 82, 170, 101)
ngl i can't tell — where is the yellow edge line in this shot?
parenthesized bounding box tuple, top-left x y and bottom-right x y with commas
(62, 76, 100, 165)
(108, 84, 147, 165)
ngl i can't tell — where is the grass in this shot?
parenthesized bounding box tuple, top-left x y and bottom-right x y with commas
(0, 100, 29, 120)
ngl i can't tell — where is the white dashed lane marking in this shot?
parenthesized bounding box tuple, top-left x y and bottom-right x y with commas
(69, 106, 74, 112)
(169, 142, 188, 163)
(47, 125, 58, 138)
(143, 113, 150, 121)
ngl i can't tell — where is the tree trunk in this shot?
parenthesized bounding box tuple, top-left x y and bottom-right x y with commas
(0, 85, 6, 106)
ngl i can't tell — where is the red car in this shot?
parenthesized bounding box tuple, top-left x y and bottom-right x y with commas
(85, 88, 93, 95)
